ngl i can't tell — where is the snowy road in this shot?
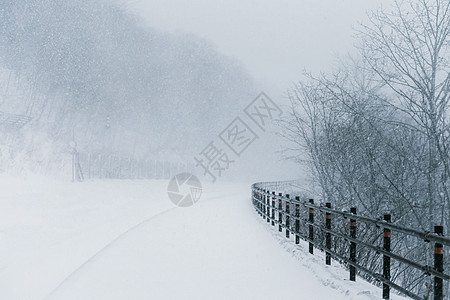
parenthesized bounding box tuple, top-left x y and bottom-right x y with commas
(0, 176, 407, 299)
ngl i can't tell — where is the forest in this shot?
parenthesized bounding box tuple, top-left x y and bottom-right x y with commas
(281, 0, 449, 295)
(0, 0, 256, 172)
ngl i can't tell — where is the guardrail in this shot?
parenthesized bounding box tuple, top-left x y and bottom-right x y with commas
(251, 181, 449, 300)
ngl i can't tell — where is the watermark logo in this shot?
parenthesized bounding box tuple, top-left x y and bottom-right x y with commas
(194, 92, 282, 183)
(244, 92, 282, 132)
(219, 117, 258, 157)
(167, 173, 202, 207)
(167, 92, 281, 205)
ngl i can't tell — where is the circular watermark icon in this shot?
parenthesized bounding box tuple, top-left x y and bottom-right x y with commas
(167, 173, 202, 207)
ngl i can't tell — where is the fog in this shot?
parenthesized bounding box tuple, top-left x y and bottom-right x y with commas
(108, 0, 389, 182)
(0, 0, 389, 182)
(121, 0, 389, 91)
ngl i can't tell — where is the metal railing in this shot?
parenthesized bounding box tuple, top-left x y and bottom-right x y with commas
(251, 181, 449, 300)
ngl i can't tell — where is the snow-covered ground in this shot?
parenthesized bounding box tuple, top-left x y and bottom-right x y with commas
(0, 175, 407, 300)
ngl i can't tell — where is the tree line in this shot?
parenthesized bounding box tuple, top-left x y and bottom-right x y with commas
(282, 1, 449, 295)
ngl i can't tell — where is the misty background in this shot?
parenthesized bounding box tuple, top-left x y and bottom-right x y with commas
(0, 0, 388, 182)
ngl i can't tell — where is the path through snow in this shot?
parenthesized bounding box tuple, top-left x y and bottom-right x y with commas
(0, 175, 407, 299)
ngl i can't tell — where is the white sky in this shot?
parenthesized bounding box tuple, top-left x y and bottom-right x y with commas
(119, 0, 388, 93)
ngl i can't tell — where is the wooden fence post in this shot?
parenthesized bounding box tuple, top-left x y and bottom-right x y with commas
(258, 190, 262, 216)
(266, 191, 270, 223)
(325, 202, 331, 265)
(271, 192, 275, 226)
(350, 207, 357, 281)
(278, 193, 283, 232)
(309, 199, 314, 254)
(260, 191, 263, 215)
(262, 190, 266, 219)
(286, 194, 290, 238)
(383, 214, 391, 299)
(434, 225, 444, 300)
(255, 189, 259, 214)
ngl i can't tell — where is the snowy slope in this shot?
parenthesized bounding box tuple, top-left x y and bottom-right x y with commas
(0, 175, 407, 299)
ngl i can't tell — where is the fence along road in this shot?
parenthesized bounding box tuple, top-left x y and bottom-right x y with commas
(252, 181, 450, 300)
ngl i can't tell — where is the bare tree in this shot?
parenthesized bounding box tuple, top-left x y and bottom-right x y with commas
(358, 0, 450, 228)
(282, 1, 449, 295)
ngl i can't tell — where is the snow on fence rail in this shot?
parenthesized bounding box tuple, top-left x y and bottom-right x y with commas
(251, 181, 450, 300)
